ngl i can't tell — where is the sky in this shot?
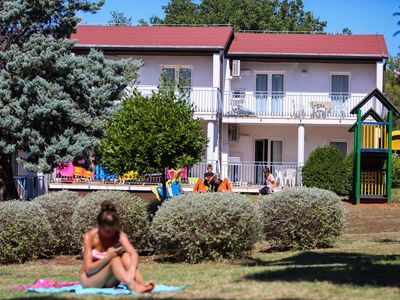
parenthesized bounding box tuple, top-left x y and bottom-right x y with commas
(81, 0, 400, 56)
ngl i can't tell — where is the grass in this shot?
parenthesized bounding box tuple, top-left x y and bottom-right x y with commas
(1, 192, 400, 299)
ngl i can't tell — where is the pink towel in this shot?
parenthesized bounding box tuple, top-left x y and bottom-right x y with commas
(15, 278, 80, 290)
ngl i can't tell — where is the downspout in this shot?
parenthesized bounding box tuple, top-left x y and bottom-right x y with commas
(218, 50, 224, 173)
(383, 58, 387, 94)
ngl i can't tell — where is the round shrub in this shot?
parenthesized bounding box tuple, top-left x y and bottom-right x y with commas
(150, 192, 261, 263)
(0, 201, 55, 264)
(392, 153, 400, 188)
(302, 145, 349, 196)
(71, 191, 150, 253)
(35, 191, 80, 255)
(258, 187, 347, 250)
(343, 153, 354, 195)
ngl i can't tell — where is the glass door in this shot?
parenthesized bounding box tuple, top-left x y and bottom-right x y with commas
(272, 74, 284, 115)
(255, 139, 268, 184)
(331, 74, 349, 116)
(256, 74, 268, 115)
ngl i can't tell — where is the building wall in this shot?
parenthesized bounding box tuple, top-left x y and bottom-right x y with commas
(231, 61, 376, 94)
(224, 123, 353, 162)
(106, 55, 214, 87)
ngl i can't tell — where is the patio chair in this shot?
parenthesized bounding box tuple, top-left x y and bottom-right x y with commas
(284, 168, 296, 186)
(275, 170, 284, 187)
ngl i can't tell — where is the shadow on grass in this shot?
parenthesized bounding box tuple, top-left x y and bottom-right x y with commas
(243, 252, 400, 287)
(374, 238, 400, 244)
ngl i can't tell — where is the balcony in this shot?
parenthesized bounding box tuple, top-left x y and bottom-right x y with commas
(136, 86, 219, 114)
(223, 91, 368, 119)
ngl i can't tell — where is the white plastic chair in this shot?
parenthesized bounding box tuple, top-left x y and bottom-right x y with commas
(275, 170, 284, 187)
(284, 168, 296, 186)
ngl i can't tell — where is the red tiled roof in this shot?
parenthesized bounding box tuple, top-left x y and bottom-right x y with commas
(71, 25, 233, 50)
(228, 33, 388, 58)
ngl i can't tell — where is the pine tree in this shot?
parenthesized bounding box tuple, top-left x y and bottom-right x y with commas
(0, 1, 141, 200)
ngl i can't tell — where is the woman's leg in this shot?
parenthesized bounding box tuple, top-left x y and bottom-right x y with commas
(80, 262, 116, 288)
(121, 253, 155, 292)
(80, 256, 131, 289)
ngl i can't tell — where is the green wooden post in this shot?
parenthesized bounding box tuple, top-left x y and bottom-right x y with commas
(387, 111, 393, 203)
(356, 110, 362, 204)
(352, 127, 357, 201)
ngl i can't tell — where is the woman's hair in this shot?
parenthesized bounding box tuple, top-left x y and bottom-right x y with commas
(97, 200, 120, 228)
(263, 167, 270, 173)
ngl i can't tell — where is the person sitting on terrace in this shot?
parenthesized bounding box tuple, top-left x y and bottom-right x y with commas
(258, 167, 276, 199)
(203, 164, 214, 188)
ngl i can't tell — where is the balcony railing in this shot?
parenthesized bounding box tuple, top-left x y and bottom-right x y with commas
(136, 86, 218, 114)
(222, 161, 301, 186)
(223, 91, 368, 119)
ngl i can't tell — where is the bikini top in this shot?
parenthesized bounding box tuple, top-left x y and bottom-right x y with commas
(92, 249, 107, 261)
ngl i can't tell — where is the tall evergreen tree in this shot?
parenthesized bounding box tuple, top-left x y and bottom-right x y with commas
(107, 11, 132, 26)
(150, 0, 327, 32)
(0, 1, 141, 200)
(385, 56, 400, 126)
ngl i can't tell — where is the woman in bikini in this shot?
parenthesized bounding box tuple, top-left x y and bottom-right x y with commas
(80, 200, 155, 293)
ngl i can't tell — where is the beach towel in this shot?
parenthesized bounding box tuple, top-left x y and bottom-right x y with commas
(28, 283, 184, 295)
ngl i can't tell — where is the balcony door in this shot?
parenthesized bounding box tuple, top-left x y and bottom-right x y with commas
(254, 139, 283, 184)
(255, 73, 284, 116)
(256, 74, 268, 115)
(272, 74, 284, 115)
(331, 74, 349, 116)
(255, 139, 268, 184)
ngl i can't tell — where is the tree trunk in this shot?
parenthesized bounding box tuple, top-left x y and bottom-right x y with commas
(161, 170, 167, 202)
(0, 153, 19, 201)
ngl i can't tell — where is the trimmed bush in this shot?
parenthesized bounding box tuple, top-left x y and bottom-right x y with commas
(0, 201, 55, 264)
(71, 191, 150, 253)
(35, 191, 80, 255)
(258, 187, 347, 250)
(302, 146, 350, 196)
(343, 153, 354, 195)
(392, 153, 400, 188)
(150, 192, 261, 263)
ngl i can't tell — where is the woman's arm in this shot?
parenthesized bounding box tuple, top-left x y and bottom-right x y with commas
(119, 232, 139, 278)
(82, 231, 119, 276)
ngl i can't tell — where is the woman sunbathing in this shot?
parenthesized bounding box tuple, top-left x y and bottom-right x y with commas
(80, 200, 155, 293)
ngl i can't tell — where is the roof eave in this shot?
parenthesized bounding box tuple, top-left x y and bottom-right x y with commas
(74, 44, 225, 51)
(227, 52, 388, 59)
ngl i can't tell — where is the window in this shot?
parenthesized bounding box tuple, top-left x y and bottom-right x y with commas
(161, 66, 192, 88)
(330, 141, 347, 157)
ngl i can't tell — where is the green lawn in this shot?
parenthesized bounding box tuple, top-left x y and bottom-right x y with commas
(1, 195, 400, 299)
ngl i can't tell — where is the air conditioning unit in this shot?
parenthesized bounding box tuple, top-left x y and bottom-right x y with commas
(232, 60, 241, 77)
(228, 124, 240, 142)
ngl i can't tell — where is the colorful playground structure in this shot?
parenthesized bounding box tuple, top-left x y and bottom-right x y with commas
(349, 89, 399, 204)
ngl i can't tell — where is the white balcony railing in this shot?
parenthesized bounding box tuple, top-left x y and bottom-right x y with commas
(136, 86, 219, 114)
(222, 161, 301, 186)
(223, 91, 368, 119)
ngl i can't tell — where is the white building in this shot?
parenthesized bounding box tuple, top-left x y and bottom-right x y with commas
(71, 25, 388, 186)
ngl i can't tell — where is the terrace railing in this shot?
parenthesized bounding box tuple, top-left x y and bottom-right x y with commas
(221, 161, 301, 186)
(136, 86, 219, 114)
(223, 91, 367, 119)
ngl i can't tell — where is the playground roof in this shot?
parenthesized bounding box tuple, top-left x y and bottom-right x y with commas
(70, 25, 233, 50)
(350, 88, 400, 117)
(348, 108, 385, 132)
